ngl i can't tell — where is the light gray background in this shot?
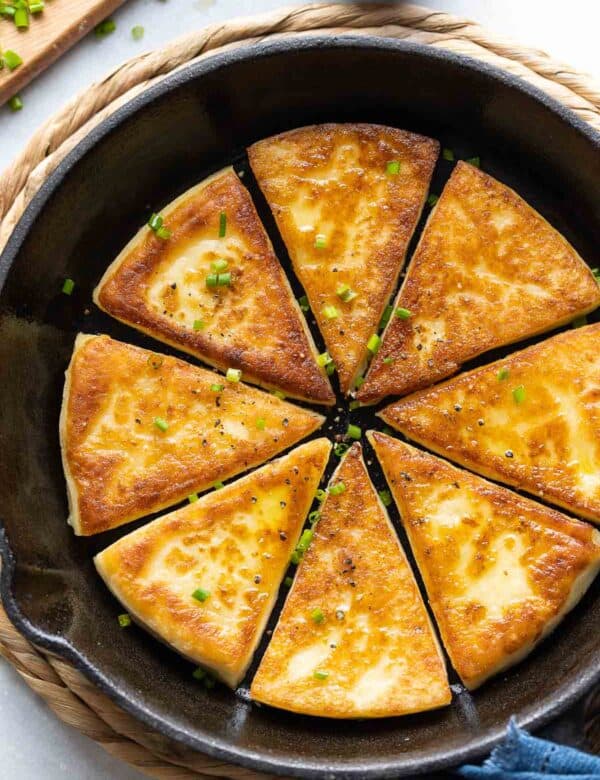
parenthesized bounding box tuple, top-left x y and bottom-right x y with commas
(0, 1, 598, 777)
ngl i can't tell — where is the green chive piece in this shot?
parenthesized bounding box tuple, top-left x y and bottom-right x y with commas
(314, 234, 327, 249)
(61, 278, 75, 295)
(334, 443, 349, 457)
(347, 424, 361, 440)
(442, 148, 455, 161)
(325, 362, 335, 376)
(315, 489, 327, 503)
(591, 267, 600, 283)
(118, 613, 131, 628)
(378, 489, 392, 507)
(192, 587, 210, 603)
(14, 7, 29, 28)
(256, 417, 266, 430)
(213, 481, 224, 490)
(317, 351, 333, 368)
(156, 226, 171, 240)
(427, 193, 439, 207)
(290, 550, 301, 565)
(193, 319, 205, 331)
(131, 25, 144, 40)
(188, 493, 199, 503)
(95, 18, 116, 37)
(336, 283, 357, 303)
(148, 213, 163, 231)
(154, 417, 169, 432)
(0, 5, 16, 17)
(382, 426, 394, 436)
(284, 576, 293, 587)
(386, 160, 400, 175)
(210, 383, 224, 392)
(3, 50, 23, 71)
(296, 529, 314, 554)
(29, 1, 45, 12)
(206, 273, 218, 288)
(513, 385, 526, 404)
(466, 156, 480, 168)
(226, 367, 241, 383)
(313, 670, 329, 680)
(298, 295, 310, 312)
(354, 375, 365, 389)
(395, 307, 412, 320)
(367, 333, 381, 354)
(572, 315, 588, 329)
(218, 211, 227, 238)
(192, 667, 206, 680)
(349, 400, 360, 410)
(323, 305, 340, 320)
(211, 258, 228, 273)
(206, 271, 231, 287)
(383, 356, 394, 365)
(311, 607, 325, 624)
(379, 305, 393, 330)
(308, 510, 321, 525)
(497, 367, 510, 381)
(273, 389, 286, 400)
(328, 481, 346, 496)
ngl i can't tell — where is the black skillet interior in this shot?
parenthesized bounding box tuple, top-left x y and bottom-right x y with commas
(0, 36, 599, 779)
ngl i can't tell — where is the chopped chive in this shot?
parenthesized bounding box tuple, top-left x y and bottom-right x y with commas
(206, 271, 230, 288)
(290, 550, 301, 565)
(328, 481, 346, 496)
(323, 305, 340, 320)
(386, 160, 400, 175)
(354, 375, 365, 389)
(188, 493, 199, 503)
(193, 319, 205, 331)
(379, 305, 393, 330)
(210, 383, 224, 392)
(118, 613, 131, 628)
(572, 315, 588, 329)
(313, 670, 329, 680)
(308, 510, 321, 525)
(427, 193, 439, 207)
(61, 277, 75, 295)
(296, 529, 314, 555)
(95, 18, 116, 37)
(347, 423, 361, 440)
(466, 156, 480, 168)
(213, 481, 224, 490)
(256, 417, 266, 430)
(131, 25, 144, 40)
(148, 213, 163, 231)
(349, 400, 360, 410)
(156, 226, 171, 240)
(226, 367, 241, 383)
(14, 6, 29, 27)
(218, 211, 227, 238)
(3, 50, 22, 71)
(497, 367, 510, 381)
(367, 333, 381, 354)
(272, 389, 286, 400)
(284, 576, 293, 588)
(325, 362, 335, 376)
(395, 307, 412, 320)
(206, 273, 218, 288)
(383, 356, 394, 365)
(0, 5, 16, 17)
(298, 295, 310, 312)
(378, 489, 392, 507)
(513, 385, 526, 404)
(314, 234, 327, 249)
(29, 1, 45, 12)
(315, 489, 327, 503)
(442, 148, 455, 161)
(210, 258, 228, 273)
(154, 417, 169, 432)
(192, 587, 210, 602)
(192, 667, 206, 680)
(336, 283, 357, 303)
(311, 607, 325, 624)
(334, 442, 349, 457)
(591, 267, 600, 283)
(382, 426, 394, 436)
(317, 351, 333, 368)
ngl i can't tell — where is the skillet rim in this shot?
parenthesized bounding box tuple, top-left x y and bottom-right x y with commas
(1, 33, 599, 778)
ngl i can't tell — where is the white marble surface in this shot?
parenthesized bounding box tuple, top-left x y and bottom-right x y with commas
(0, 1, 598, 777)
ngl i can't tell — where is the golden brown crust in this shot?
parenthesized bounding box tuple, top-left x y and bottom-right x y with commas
(369, 432, 600, 689)
(250, 443, 451, 717)
(60, 334, 325, 535)
(249, 124, 439, 394)
(94, 168, 334, 405)
(95, 439, 331, 687)
(359, 162, 600, 403)
(380, 324, 600, 523)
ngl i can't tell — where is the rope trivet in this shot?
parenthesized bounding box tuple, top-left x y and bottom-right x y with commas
(0, 5, 599, 777)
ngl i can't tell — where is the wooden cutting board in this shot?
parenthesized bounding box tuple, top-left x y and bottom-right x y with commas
(0, 0, 127, 106)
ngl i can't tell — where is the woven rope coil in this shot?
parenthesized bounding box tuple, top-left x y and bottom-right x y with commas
(0, 4, 599, 777)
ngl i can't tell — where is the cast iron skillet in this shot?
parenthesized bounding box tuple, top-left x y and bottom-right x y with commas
(0, 36, 599, 779)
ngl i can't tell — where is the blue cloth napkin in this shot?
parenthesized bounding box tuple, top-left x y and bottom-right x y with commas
(458, 718, 600, 779)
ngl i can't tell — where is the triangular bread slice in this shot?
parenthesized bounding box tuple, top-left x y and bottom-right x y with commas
(358, 161, 600, 403)
(248, 124, 439, 394)
(94, 167, 334, 405)
(380, 323, 600, 524)
(250, 442, 451, 717)
(95, 438, 331, 687)
(60, 334, 325, 535)
(369, 432, 600, 689)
